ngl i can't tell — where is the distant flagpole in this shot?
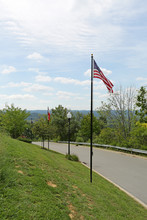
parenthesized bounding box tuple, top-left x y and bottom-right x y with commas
(47, 107, 50, 150)
(90, 54, 94, 183)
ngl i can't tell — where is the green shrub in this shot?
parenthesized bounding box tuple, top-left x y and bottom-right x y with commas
(98, 128, 116, 144)
(76, 136, 84, 142)
(140, 145, 147, 150)
(93, 134, 100, 144)
(65, 154, 79, 162)
(128, 124, 147, 149)
(17, 137, 32, 143)
(119, 139, 132, 148)
(53, 136, 61, 142)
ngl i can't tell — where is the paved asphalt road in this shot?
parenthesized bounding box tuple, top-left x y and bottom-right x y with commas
(33, 141, 147, 207)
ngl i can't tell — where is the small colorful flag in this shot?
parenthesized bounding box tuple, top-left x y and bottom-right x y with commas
(93, 60, 114, 93)
(47, 107, 50, 121)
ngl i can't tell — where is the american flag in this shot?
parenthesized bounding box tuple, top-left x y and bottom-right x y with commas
(93, 60, 114, 93)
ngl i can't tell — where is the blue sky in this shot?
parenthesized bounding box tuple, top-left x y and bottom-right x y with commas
(0, 0, 147, 110)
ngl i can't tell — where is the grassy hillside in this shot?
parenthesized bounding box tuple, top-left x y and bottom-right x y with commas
(0, 134, 146, 219)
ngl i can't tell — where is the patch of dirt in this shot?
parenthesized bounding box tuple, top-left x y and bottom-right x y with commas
(88, 198, 94, 209)
(69, 213, 74, 219)
(82, 193, 86, 197)
(47, 181, 57, 188)
(72, 185, 78, 189)
(18, 170, 24, 174)
(68, 204, 77, 219)
(68, 203, 85, 219)
(15, 165, 20, 168)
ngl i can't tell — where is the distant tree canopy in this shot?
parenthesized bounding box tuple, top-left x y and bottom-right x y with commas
(0, 104, 30, 138)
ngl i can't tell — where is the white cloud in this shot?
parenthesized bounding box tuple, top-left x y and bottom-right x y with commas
(54, 77, 78, 84)
(1, 66, 16, 74)
(78, 80, 90, 86)
(27, 52, 43, 60)
(93, 81, 106, 90)
(56, 91, 86, 101)
(94, 92, 109, 98)
(54, 77, 90, 86)
(0, 94, 35, 100)
(57, 91, 75, 100)
(74, 96, 84, 100)
(136, 77, 147, 82)
(43, 92, 54, 96)
(1, 81, 32, 88)
(57, 91, 77, 97)
(35, 75, 52, 82)
(84, 69, 91, 77)
(101, 68, 112, 76)
(0, 0, 146, 64)
(29, 68, 47, 75)
(23, 83, 53, 92)
(126, 42, 147, 69)
(0, 94, 7, 99)
(0, 0, 129, 53)
(28, 68, 39, 72)
(8, 94, 35, 100)
(136, 77, 147, 85)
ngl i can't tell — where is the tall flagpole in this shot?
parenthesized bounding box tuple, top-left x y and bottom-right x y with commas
(90, 54, 94, 183)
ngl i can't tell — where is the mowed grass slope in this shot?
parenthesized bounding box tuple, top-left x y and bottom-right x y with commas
(0, 135, 146, 220)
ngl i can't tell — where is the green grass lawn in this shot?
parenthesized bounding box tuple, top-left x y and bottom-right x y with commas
(0, 134, 146, 220)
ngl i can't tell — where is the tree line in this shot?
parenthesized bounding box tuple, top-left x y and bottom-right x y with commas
(0, 86, 146, 150)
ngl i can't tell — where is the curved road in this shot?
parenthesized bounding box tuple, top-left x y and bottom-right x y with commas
(33, 142, 147, 207)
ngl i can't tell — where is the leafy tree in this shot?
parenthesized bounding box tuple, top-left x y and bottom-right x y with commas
(23, 121, 34, 140)
(97, 127, 116, 145)
(129, 122, 147, 150)
(51, 105, 69, 141)
(0, 104, 30, 138)
(70, 111, 83, 141)
(97, 86, 137, 140)
(77, 113, 101, 142)
(32, 118, 48, 140)
(32, 114, 55, 140)
(51, 105, 82, 141)
(135, 86, 147, 123)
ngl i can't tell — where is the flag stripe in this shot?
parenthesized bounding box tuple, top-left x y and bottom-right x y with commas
(94, 73, 113, 89)
(94, 68, 113, 87)
(94, 71, 112, 85)
(94, 72, 113, 90)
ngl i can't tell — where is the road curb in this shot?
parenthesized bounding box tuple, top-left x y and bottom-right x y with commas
(81, 162, 147, 209)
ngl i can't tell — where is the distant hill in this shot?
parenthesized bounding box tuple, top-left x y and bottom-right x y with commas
(27, 110, 98, 121)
